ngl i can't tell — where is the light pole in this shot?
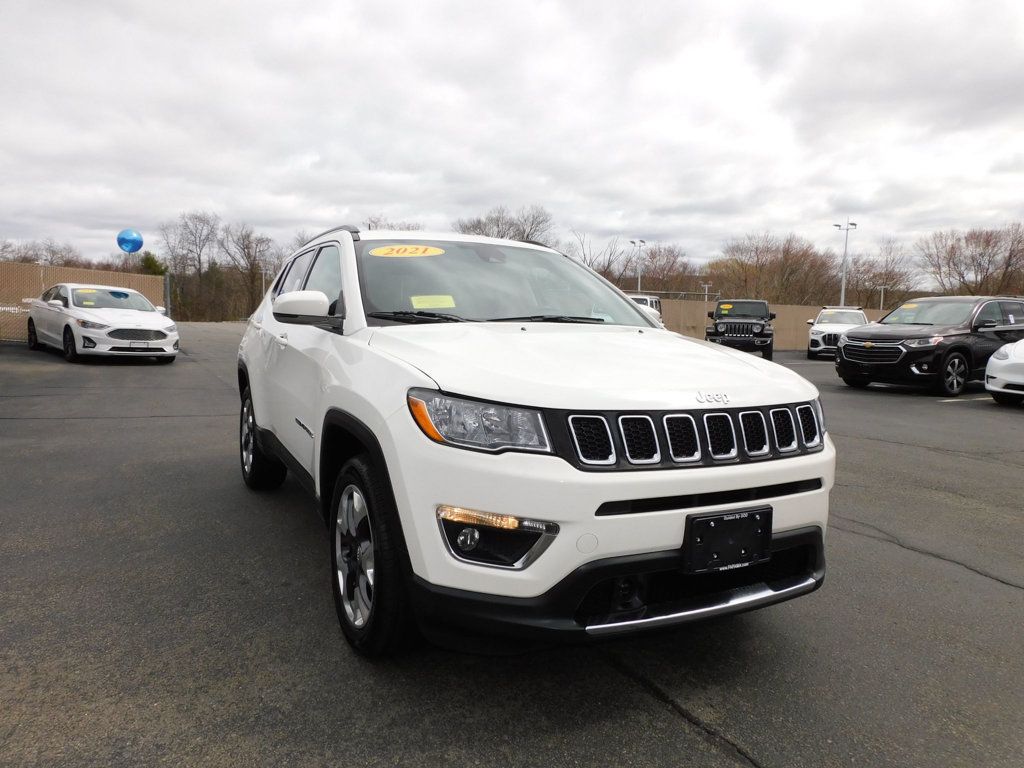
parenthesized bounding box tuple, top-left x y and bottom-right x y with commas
(700, 281, 713, 315)
(877, 285, 889, 311)
(833, 218, 857, 306)
(629, 239, 646, 292)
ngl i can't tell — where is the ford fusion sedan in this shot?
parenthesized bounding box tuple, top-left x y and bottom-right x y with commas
(835, 296, 1024, 396)
(986, 338, 1024, 406)
(27, 283, 179, 363)
(806, 307, 868, 359)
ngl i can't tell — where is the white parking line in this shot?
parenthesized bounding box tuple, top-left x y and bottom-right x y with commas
(938, 396, 991, 403)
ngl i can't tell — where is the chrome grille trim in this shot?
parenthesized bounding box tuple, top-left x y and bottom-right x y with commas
(108, 328, 167, 341)
(618, 415, 660, 464)
(770, 408, 798, 452)
(795, 405, 821, 448)
(568, 415, 616, 466)
(703, 413, 738, 460)
(739, 410, 770, 456)
(662, 414, 701, 463)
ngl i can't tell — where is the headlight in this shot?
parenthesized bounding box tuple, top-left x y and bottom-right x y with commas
(164, 324, 177, 333)
(810, 329, 823, 336)
(904, 336, 944, 348)
(76, 319, 108, 330)
(752, 324, 763, 333)
(992, 345, 1010, 361)
(716, 323, 726, 332)
(838, 334, 848, 346)
(408, 389, 551, 453)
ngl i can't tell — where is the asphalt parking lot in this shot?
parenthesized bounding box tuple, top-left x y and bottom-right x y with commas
(2, 324, 1023, 768)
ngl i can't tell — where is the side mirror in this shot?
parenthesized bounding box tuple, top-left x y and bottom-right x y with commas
(769, 312, 776, 320)
(155, 305, 167, 315)
(976, 320, 1000, 332)
(47, 299, 63, 309)
(806, 319, 814, 325)
(707, 311, 714, 319)
(273, 290, 334, 326)
(640, 305, 662, 324)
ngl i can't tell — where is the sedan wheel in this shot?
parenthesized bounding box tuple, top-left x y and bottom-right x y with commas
(27, 319, 41, 350)
(62, 326, 79, 362)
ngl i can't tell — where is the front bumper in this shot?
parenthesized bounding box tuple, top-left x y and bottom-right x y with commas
(77, 327, 179, 356)
(835, 345, 939, 383)
(985, 355, 1024, 394)
(705, 336, 773, 351)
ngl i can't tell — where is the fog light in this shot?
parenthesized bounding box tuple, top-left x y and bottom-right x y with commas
(456, 527, 479, 552)
(437, 505, 558, 568)
(82, 337, 96, 349)
(173, 340, 179, 350)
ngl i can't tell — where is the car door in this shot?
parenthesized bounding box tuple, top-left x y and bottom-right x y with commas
(262, 245, 336, 473)
(998, 301, 1024, 342)
(970, 300, 1006, 370)
(33, 287, 55, 340)
(44, 285, 70, 342)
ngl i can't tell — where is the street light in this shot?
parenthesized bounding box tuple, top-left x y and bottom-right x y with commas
(833, 218, 857, 306)
(629, 239, 646, 292)
(877, 285, 889, 311)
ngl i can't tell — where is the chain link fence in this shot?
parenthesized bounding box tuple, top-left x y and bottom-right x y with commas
(0, 263, 166, 342)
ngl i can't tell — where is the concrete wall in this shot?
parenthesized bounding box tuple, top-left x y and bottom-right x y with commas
(661, 299, 884, 350)
(0, 263, 165, 342)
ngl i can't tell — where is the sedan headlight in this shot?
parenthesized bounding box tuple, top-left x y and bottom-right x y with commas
(992, 345, 1010, 361)
(904, 336, 944, 348)
(408, 389, 551, 453)
(716, 323, 726, 332)
(164, 324, 177, 333)
(76, 319, 108, 330)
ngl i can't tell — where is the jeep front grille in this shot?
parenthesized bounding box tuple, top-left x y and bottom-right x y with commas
(722, 322, 755, 336)
(565, 402, 822, 470)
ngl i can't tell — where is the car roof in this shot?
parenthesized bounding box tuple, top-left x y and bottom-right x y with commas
(717, 298, 768, 303)
(61, 283, 141, 293)
(304, 228, 561, 254)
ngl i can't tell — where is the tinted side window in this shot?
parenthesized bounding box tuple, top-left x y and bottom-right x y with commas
(303, 245, 342, 314)
(278, 250, 316, 295)
(975, 302, 1001, 326)
(55, 286, 69, 307)
(41, 287, 55, 301)
(1000, 301, 1024, 325)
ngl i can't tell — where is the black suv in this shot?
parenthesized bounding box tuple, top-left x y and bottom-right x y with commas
(835, 296, 1024, 396)
(705, 299, 775, 360)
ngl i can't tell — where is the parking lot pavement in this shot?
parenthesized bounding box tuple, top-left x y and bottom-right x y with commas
(2, 328, 1022, 768)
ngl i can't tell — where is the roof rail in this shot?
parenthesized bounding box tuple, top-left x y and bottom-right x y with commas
(518, 239, 552, 248)
(303, 224, 361, 246)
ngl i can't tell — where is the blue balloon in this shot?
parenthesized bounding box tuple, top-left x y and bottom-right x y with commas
(117, 228, 144, 254)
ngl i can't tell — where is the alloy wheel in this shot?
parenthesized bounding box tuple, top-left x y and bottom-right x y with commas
(240, 399, 255, 476)
(945, 356, 966, 393)
(335, 484, 375, 628)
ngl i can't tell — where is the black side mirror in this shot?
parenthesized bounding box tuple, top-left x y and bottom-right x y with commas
(976, 320, 999, 332)
(769, 312, 776, 320)
(707, 311, 714, 319)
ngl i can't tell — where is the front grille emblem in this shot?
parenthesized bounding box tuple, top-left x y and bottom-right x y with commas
(863, 341, 874, 348)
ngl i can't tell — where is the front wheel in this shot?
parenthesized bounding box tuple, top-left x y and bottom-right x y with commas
(62, 326, 79, 362)
(330, 456, 415, 657)
(239, 388, 286, 490)
(806, 349, 817, 360)
(27, 319, 41, 350)
(843, 376, 871, 388)
(936, 352, 969, 397)
(761, 346, 773, 361)
(991, 391, 1024, 407)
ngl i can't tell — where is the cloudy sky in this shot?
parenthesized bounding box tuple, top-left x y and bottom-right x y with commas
(2, 0, 1023, 262)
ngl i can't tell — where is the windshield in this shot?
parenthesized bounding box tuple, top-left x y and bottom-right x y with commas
(355, 240, 651, 326)
(714, 301, 768, 318)
(816, 310, 867, 325)
(72, 288, 155, 311)
(880, 300, 973, 326)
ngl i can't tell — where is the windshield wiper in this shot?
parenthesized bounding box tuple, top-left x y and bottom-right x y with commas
(367, 311, 473, 323)
(487, 315, 605, 323)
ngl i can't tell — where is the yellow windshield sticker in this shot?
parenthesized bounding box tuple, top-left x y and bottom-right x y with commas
(369, 245, 445, 257)
(76, 288, 98, 293)
(411, 295, 456, 309)
(719, 303, 733, 309)
(901, 303, 918, 309)
(82, 301, 95, 305)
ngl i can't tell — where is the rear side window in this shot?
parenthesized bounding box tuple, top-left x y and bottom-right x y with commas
(1000, 301, 1024, 325)
(278, 250, 316, 295)
(303, 245, 342, 314)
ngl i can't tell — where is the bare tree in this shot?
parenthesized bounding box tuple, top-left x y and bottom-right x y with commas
(564, 230, 633, 281)
(917, 225, 1024, 295)
(453, 205, 555, 245)
(220, 223, 276, 314)
(363, 214, 423, 231)
(160, 211, 220, 279)
(706, 233, 839, 305)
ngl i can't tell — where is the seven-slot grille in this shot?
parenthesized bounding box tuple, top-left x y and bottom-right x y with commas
(566, 403, 822, 469)
(841, 340, 903, 363)
(108, 328, 167, 341)
(721, 322, 756, 336)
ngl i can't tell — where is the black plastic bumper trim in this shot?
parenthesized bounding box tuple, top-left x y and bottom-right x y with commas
(595, 478, 823, 516)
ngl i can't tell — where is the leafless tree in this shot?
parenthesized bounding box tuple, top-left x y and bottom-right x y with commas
(706, 233, 839, 305)
(917, 225, 1024, 295)
(363, 214, 423, 231)
(220, 223, 276, 314)
(453, 205, 555, 245)
(564, 230, 633, 281)
(159, 211, 220, 280)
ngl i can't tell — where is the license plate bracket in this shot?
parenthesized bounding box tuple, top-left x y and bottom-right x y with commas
(130, 341, 149, 349)
(682, 506, 772, 574)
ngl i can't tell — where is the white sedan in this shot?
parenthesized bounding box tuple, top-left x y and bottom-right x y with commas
(986, 339, 1024, 406)
(27, 283, 179, 363)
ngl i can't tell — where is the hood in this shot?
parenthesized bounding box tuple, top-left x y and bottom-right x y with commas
(78, 308, 174, 330)
(811, 322, 863, 334)
(368, 324, 816, 410)
(846, 322, 966, 341)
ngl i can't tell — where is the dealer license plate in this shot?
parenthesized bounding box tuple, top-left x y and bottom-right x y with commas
(682, 507, 772, 574)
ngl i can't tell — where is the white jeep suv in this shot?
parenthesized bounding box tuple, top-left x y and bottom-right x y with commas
(238, 226, 834, 656)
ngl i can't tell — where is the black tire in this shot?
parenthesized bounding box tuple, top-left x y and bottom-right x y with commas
(806, 349, 817, 360)
(62, 326, 79, 362)
(936, 352, 969, 397)
(762, 346, 773, 361)
(991, 391, 1024, 407)
(239, 388, 287, 490)
(154, 355, 176, 364)
(330, 455, 415, 657)
(842, 376, 871, 388)
(27, 319, 41, 350)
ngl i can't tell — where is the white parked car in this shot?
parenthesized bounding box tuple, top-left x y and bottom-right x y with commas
(806, 306, 868, 359)
(27, 283, 179, 363)
(238, 227, 834, 656)
(985, 339, 1024, 406)
(626, 293, 663, 323)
